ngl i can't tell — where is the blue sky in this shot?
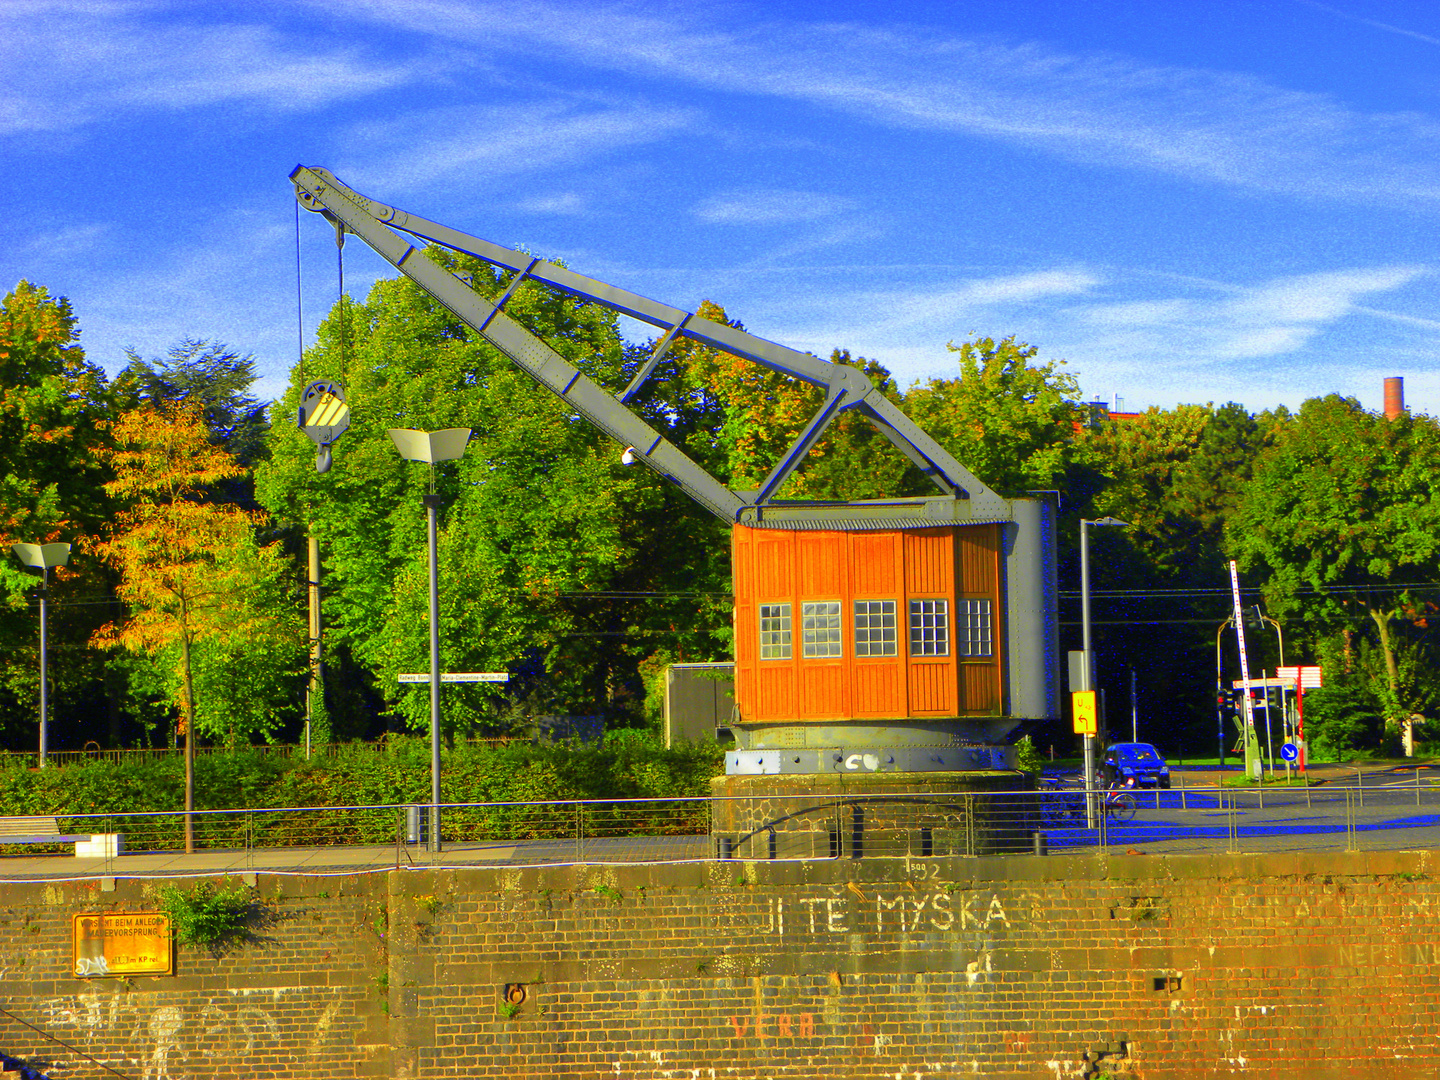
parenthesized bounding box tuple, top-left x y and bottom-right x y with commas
(5, 0, 1439, 416)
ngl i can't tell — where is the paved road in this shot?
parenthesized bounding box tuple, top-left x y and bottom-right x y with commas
(1046, 782, 1440, 854)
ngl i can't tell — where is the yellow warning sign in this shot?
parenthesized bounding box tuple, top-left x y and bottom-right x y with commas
(1072, 690, 1097, 735)
(73, 912, 172, 978)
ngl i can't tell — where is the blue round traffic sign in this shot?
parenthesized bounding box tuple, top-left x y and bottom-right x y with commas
(1280, 742, 1299, 762)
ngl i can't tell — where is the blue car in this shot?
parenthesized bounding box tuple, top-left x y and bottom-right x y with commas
(1104, 742, 1171, 789)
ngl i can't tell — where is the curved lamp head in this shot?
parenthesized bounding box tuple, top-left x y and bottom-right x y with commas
(387, 428, 472, 463)
(11, 542, 71, 570)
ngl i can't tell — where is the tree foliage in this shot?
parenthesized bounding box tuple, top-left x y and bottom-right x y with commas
(94, 404, 301, 747)
(903, 336, 1084, 497)
(257, 252, 732, 738)
(0, 280, 115, 601)
(1231, 395, 1440, 739)
(117, 338, 268, 463)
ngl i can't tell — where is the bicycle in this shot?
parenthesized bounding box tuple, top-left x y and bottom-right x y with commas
(1038, 779, 1138, 827)
(1104, 787, 1138, 824)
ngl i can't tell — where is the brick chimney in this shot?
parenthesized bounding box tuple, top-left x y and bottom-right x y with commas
(1384, 377, 1405, 420)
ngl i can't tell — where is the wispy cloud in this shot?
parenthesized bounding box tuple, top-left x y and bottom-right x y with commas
(15, 224, 111, 261)
(749, 267, 1100, 375)
(0, 5, 419, 135)
(514, 192, 588, 215)
(1079, 266, 1428, 358)
(1300, 2, 1440, 48)
(313, 0, 1440, 207)
(335, 99, 698, 193)
(695, 189, 856, 225)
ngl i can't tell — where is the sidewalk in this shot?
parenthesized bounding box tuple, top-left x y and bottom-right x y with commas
(0, 834, 709, 883)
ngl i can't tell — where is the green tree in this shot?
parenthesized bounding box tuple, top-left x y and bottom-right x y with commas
(117, 338, 269, 465)
(0, 280, 115, 601)
(1230, 395, 1440, 753)
(901, 336, 1084, 497)
(659, 305, 914, 500)
(95, 404, 301, 849)
(0, 281, 122, 751)
(1081, 402, 1268, 581)
(257, 252, 732, 739)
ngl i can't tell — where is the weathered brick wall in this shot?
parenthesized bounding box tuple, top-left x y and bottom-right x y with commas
(0, 875, 392, 1079)
(2, 850, 1439, 1078)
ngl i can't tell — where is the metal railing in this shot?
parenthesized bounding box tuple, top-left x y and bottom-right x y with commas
(3, 778, 1440, 879)
(0, 737, 517, 769)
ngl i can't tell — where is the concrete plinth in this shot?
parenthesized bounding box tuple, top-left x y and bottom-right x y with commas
(710, 771, 1035, 860)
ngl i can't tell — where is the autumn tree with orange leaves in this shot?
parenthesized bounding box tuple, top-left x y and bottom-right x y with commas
(96, 404, 300, 850)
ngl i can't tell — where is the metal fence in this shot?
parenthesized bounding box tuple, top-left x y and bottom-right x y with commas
(0, 738, 517, 769)
(4, 776, 1440, 879)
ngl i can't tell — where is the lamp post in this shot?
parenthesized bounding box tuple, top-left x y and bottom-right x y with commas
(388, 427, 471, 853)
(1079, 517, 1127, 820)
(10, 542, 72, 767)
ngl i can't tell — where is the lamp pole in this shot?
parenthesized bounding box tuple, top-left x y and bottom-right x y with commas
(389, 428, 471, 854)
(1079, 517, 1126, 821)
(424, 490, 443, 850)
(10, 543, 72, 768)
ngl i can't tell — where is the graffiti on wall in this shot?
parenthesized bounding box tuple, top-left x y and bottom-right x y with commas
(36, 986, 341, 1080)
(754, 889, 1009, 936)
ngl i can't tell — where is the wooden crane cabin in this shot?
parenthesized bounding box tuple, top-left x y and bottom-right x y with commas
(732, 522, 1005, 724)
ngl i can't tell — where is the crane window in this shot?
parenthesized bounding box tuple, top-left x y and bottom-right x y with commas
(958, 599, 994, 657)
(801, 602, 843, 658)
(854, 600, 898, 657)
(759, 604, 792, 660)
(909, 599, 950, 657)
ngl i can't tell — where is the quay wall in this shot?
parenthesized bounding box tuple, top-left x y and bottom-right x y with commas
(1, 849, 1437, 1078)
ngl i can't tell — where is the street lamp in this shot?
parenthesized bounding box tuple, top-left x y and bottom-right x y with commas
(10, 542, 72, 767)
(388, 427, 471, 853)
(1079, 517, 1127, 819)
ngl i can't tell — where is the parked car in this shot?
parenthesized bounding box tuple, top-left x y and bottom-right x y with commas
(1103, 742, 1171, 789)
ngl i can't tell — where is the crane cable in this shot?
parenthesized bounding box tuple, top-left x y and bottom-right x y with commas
(295, 198, 304, 385)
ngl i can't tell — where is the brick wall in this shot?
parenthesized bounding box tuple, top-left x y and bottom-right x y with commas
(1, 850, 1438, 1078)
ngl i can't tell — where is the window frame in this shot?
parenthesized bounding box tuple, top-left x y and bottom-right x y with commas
(957, 598, 994, 658)
(758, 603, 793, 661)
(801, 600, 843, 659)
(853, 599, 898, 658)
(908, 598, 951, 658)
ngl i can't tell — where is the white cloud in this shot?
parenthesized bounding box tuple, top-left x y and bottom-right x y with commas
(695, 189, 856, 225)
(1079, 266, 1429, 360)
(738, 267, 1100, 382)
(337, 100, 699, 193)
(514, 192, 587, 215)
(311, 0, 1440, 207)
(16, 224, 111, 261)
(0, 5, 420, 135)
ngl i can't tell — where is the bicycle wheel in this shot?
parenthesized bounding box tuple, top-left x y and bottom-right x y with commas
(1107, 793, 1137, 824)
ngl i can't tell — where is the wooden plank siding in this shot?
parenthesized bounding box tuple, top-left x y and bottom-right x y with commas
(732, 524, 1005, 724)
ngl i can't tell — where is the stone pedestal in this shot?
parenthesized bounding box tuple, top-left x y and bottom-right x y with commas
(710, 771, 1035, 860)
